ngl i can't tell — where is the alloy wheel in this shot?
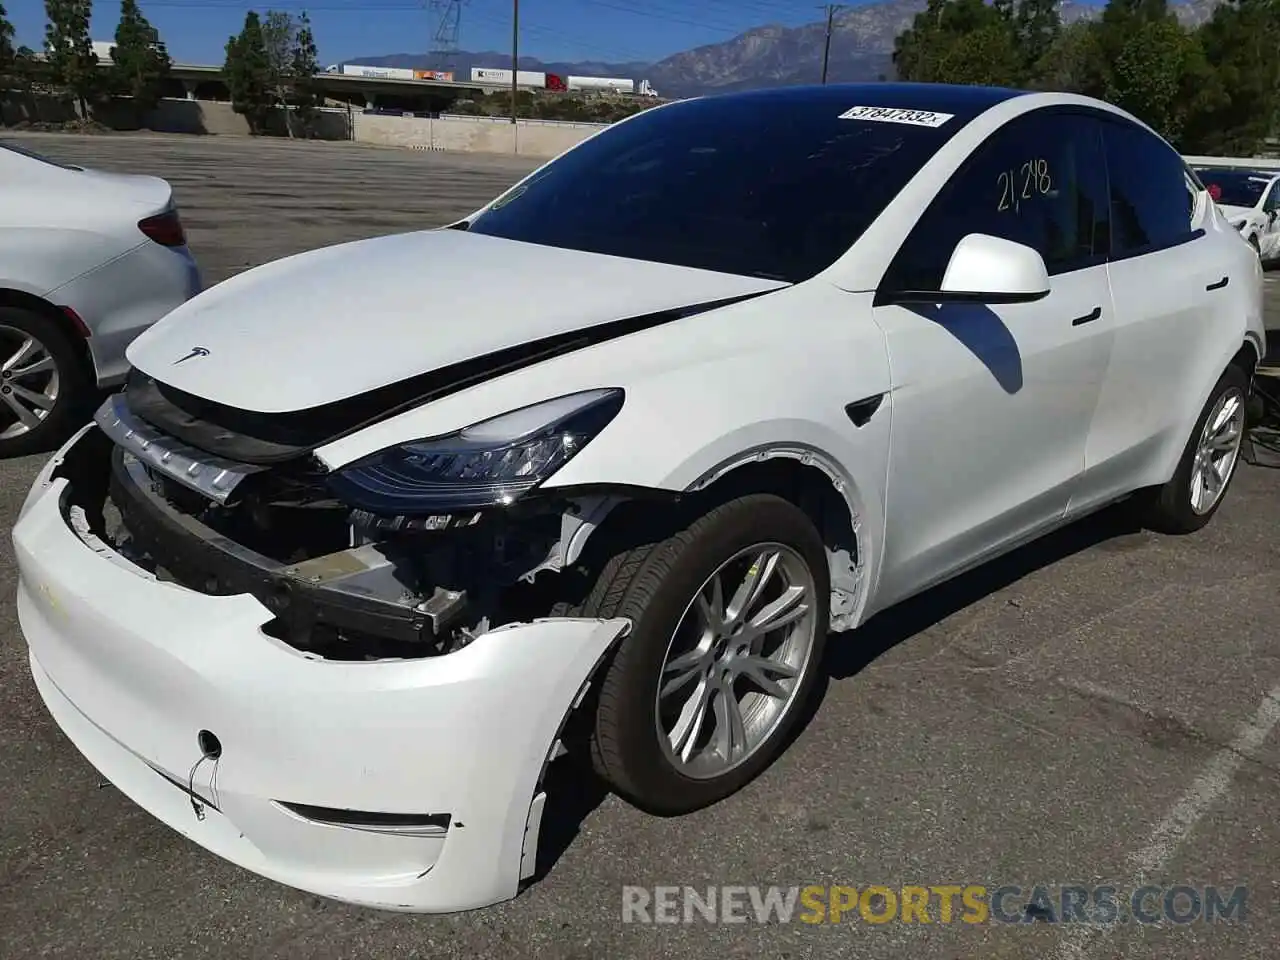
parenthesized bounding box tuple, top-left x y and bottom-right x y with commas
(1190, 387, 1246, 515)
(654, 542, 819, 780)
(0, 324, 61, 440)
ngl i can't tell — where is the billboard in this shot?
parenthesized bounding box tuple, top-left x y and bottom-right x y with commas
(342, 64, 415, 81)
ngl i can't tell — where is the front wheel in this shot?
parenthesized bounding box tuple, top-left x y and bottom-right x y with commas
(1138, 363, 1250, 534)
(559, 494, 830, 815)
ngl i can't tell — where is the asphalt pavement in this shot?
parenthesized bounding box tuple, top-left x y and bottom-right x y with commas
(1, 132, 1279, 960)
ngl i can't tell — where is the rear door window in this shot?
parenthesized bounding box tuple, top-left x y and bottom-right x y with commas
(1100, 120, 1201, 258)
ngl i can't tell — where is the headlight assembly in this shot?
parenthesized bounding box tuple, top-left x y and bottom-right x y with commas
(327, 388, 624, 515)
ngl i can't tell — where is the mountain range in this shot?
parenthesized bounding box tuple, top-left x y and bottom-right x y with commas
(353, 0, 1223, 98)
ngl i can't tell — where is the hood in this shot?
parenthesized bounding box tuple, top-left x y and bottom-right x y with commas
(126, 229, 787, 413)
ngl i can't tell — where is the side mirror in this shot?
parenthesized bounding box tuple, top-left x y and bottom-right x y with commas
(939, 233, 1050, 304)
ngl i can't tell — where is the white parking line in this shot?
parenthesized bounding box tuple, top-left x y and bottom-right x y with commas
(1052, 683, 1280, 959)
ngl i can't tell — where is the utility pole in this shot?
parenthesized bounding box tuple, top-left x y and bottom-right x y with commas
(511, 0, 519, 126)
(819, 4, 844, 84)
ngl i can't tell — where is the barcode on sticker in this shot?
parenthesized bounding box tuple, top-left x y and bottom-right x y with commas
(838, 105, 954, 127)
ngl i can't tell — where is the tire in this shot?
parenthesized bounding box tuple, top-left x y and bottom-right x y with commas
(0, 306, 92, 459)
(1138, 363, 1250, 534)
(1249, 234, 1261, 257)
(557, 493, 830, 815)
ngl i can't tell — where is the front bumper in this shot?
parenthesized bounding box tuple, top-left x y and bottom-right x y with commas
(13, 425, 629, 912)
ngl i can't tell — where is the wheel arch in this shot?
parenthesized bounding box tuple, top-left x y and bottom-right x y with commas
(557, 444, 877, 633)
(0, 287, 96, 382)
(1233, 337, 1261, 376)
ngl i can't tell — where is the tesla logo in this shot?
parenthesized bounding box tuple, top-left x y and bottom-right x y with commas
(173, 346, 210, 365)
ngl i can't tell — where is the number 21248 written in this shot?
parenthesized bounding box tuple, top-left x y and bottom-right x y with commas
(997, 159, 1052, 212)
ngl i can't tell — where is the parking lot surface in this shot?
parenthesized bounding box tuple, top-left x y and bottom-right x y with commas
(1, 132, 1279, 959)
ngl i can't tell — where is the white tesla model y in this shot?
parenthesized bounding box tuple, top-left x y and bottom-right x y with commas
(13, 83, 1266, 913)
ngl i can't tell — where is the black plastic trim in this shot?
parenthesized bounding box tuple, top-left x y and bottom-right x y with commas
(277, 802, 452, 830)
(875, 287, 1051, 307)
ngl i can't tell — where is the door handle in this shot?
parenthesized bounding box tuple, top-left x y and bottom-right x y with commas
(1071, 306, 1102, 326)
(1206, 276, 1229, 291)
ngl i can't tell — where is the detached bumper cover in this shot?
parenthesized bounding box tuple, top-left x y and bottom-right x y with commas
(13, 425, 629, 912)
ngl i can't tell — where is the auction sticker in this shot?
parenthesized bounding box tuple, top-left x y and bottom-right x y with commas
(838, 105, 954, 127)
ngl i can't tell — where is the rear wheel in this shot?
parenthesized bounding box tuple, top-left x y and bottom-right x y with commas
(556, 494, 830, 815)
(0, 307, 91, 458)
(1138, 363, 1249, 534)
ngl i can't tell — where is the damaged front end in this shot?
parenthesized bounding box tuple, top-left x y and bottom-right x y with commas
(75, 382, 631, 661)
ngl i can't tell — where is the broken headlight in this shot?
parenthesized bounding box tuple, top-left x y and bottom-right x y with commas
(327, 388, 624, 515)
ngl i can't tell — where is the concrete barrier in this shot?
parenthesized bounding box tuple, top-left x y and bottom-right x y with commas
(1, 94, 352, 139)
(1185, 155, 1280, 171)
(351, 112, 605, 158)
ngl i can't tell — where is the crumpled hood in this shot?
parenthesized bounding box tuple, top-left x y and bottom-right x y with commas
(127, 229, 787, 413)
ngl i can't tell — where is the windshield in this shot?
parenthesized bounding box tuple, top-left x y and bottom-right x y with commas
(1194, 169, 1270, 208)
(466, 89, 970, 283)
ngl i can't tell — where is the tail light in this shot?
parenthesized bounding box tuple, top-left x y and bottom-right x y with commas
(138, 209, 187, 247)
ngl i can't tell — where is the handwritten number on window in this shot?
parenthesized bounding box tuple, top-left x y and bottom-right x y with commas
(997, 159, 1052, 212)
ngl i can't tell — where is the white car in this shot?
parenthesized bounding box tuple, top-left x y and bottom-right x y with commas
(1194, 165, 1280, 261)
(0, 140, 202, 456)
(13, 85, 1267, 913)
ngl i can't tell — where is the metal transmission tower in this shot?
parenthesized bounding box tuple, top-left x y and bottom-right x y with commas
(428, 0, 467, 71)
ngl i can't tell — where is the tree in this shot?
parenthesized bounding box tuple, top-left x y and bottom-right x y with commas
(0, 4, 14, 76)
(0, 3, 13, 125)
(44, 0, 98, 117)
(110, 0, 172, 124)
(892, 0, 1024, 86)
(290, 11, 319, 135)
(1007, 0, 1062, 86)
(261, 9, 296, 135)
(224, 10, 271, 133)
(1072, 0, 1221, 145)
(1186, 0, 1280, 155)
(1033, 19, 1099, 92)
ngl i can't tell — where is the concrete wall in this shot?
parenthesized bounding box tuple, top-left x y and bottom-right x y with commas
(2, 95, 352, 140)
(1185, 154, 1280, 171)
(352, 112, 604, 158)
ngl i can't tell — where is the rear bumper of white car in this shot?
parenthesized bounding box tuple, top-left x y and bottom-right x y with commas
(51, 241, 203, 388)
(13, 425, 629, 912)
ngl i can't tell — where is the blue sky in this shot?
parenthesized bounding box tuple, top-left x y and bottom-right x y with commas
(5, 0, 843, 67)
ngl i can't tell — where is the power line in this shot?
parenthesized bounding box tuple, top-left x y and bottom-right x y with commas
(467, 8, 650, 64)
(819, 3, 844, 84)
(144, 1, 426, 9)
(566, 0, 749, 36)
